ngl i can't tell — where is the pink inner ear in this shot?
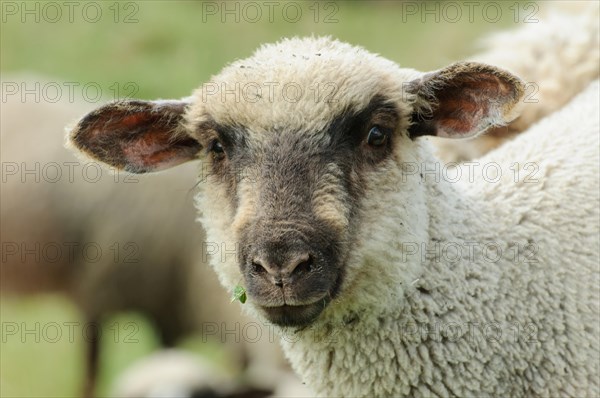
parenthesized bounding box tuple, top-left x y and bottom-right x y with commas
(121, 113, 151, 127)
(121, 130, 174, 170)
(437, 107, 487, 137)
(433, 77, 502, 138)
(120, 129, 200, 172)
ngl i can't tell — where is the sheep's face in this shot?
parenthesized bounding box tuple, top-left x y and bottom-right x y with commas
(191, 94, 407, 327)
(185, 39, 413, 326)
(69, 37, 524, 328)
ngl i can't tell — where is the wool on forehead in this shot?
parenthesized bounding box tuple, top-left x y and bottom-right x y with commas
(187, 36, 415, 134)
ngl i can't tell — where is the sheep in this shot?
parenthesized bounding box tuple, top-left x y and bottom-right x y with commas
(431, 1, 600, 162)
(112, 349, 239, 398)
(112, 349, 308, 398)
(112, 349, 273, 398)
(1, 82, 212, 396)
(1, 76, 303, 397)
(67, 36, 599, 397)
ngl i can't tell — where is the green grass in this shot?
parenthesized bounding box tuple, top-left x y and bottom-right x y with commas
(0, 295, 228, 397)
(1, 295, 86, 397)
(0, 295, 156, 397)
(1, 1, 530, 396)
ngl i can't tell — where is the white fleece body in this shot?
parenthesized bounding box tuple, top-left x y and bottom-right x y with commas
(186, 37, 599, 397)
(279, 81, 600, 397)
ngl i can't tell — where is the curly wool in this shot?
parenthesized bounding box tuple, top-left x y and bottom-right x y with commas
(279, 81, 600, 397)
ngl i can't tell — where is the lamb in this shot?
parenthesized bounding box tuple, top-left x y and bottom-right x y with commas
(68, 37, 600, 397)
(431, 1, 600, 162)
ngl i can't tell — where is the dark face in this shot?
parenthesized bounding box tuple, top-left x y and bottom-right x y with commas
(195, 96, 400, 327)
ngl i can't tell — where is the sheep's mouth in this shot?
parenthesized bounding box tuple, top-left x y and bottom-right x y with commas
(253, 271, 344, 328)
(260, 298, 331, 327)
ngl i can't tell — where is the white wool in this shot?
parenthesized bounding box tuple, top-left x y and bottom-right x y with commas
(183, 32, 599, 395)
(187, 36, 419, 137)
(278, 80, 599, 397)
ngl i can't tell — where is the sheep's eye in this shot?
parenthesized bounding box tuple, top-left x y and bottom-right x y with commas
(209, 140, 225, 155)
(366, 126, 388, 147)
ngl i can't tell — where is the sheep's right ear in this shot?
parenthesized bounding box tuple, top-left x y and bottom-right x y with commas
(68, 99, 201, 173)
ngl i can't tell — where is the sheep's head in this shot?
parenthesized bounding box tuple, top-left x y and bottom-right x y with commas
(69, 37, 524, 328)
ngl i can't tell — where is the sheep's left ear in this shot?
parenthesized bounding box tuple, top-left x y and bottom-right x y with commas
(406, 62, 525, 139)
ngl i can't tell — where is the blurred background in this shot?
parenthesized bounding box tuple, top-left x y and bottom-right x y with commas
(0, 1, 565, 396)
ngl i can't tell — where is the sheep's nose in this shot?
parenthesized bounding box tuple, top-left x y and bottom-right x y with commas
(251, 252, 313, 286)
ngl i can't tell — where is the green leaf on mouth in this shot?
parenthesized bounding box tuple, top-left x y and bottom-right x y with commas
(231, 285, 247, 304)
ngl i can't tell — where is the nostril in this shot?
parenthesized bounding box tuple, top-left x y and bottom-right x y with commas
(251, 257, 283, 287)
(289, 254, 313, 276)
(250, 253, 314, 279)
(252, 260, 267, 274)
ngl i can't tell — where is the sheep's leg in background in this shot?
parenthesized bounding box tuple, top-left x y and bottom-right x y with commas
(83, 317, 100, 398)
